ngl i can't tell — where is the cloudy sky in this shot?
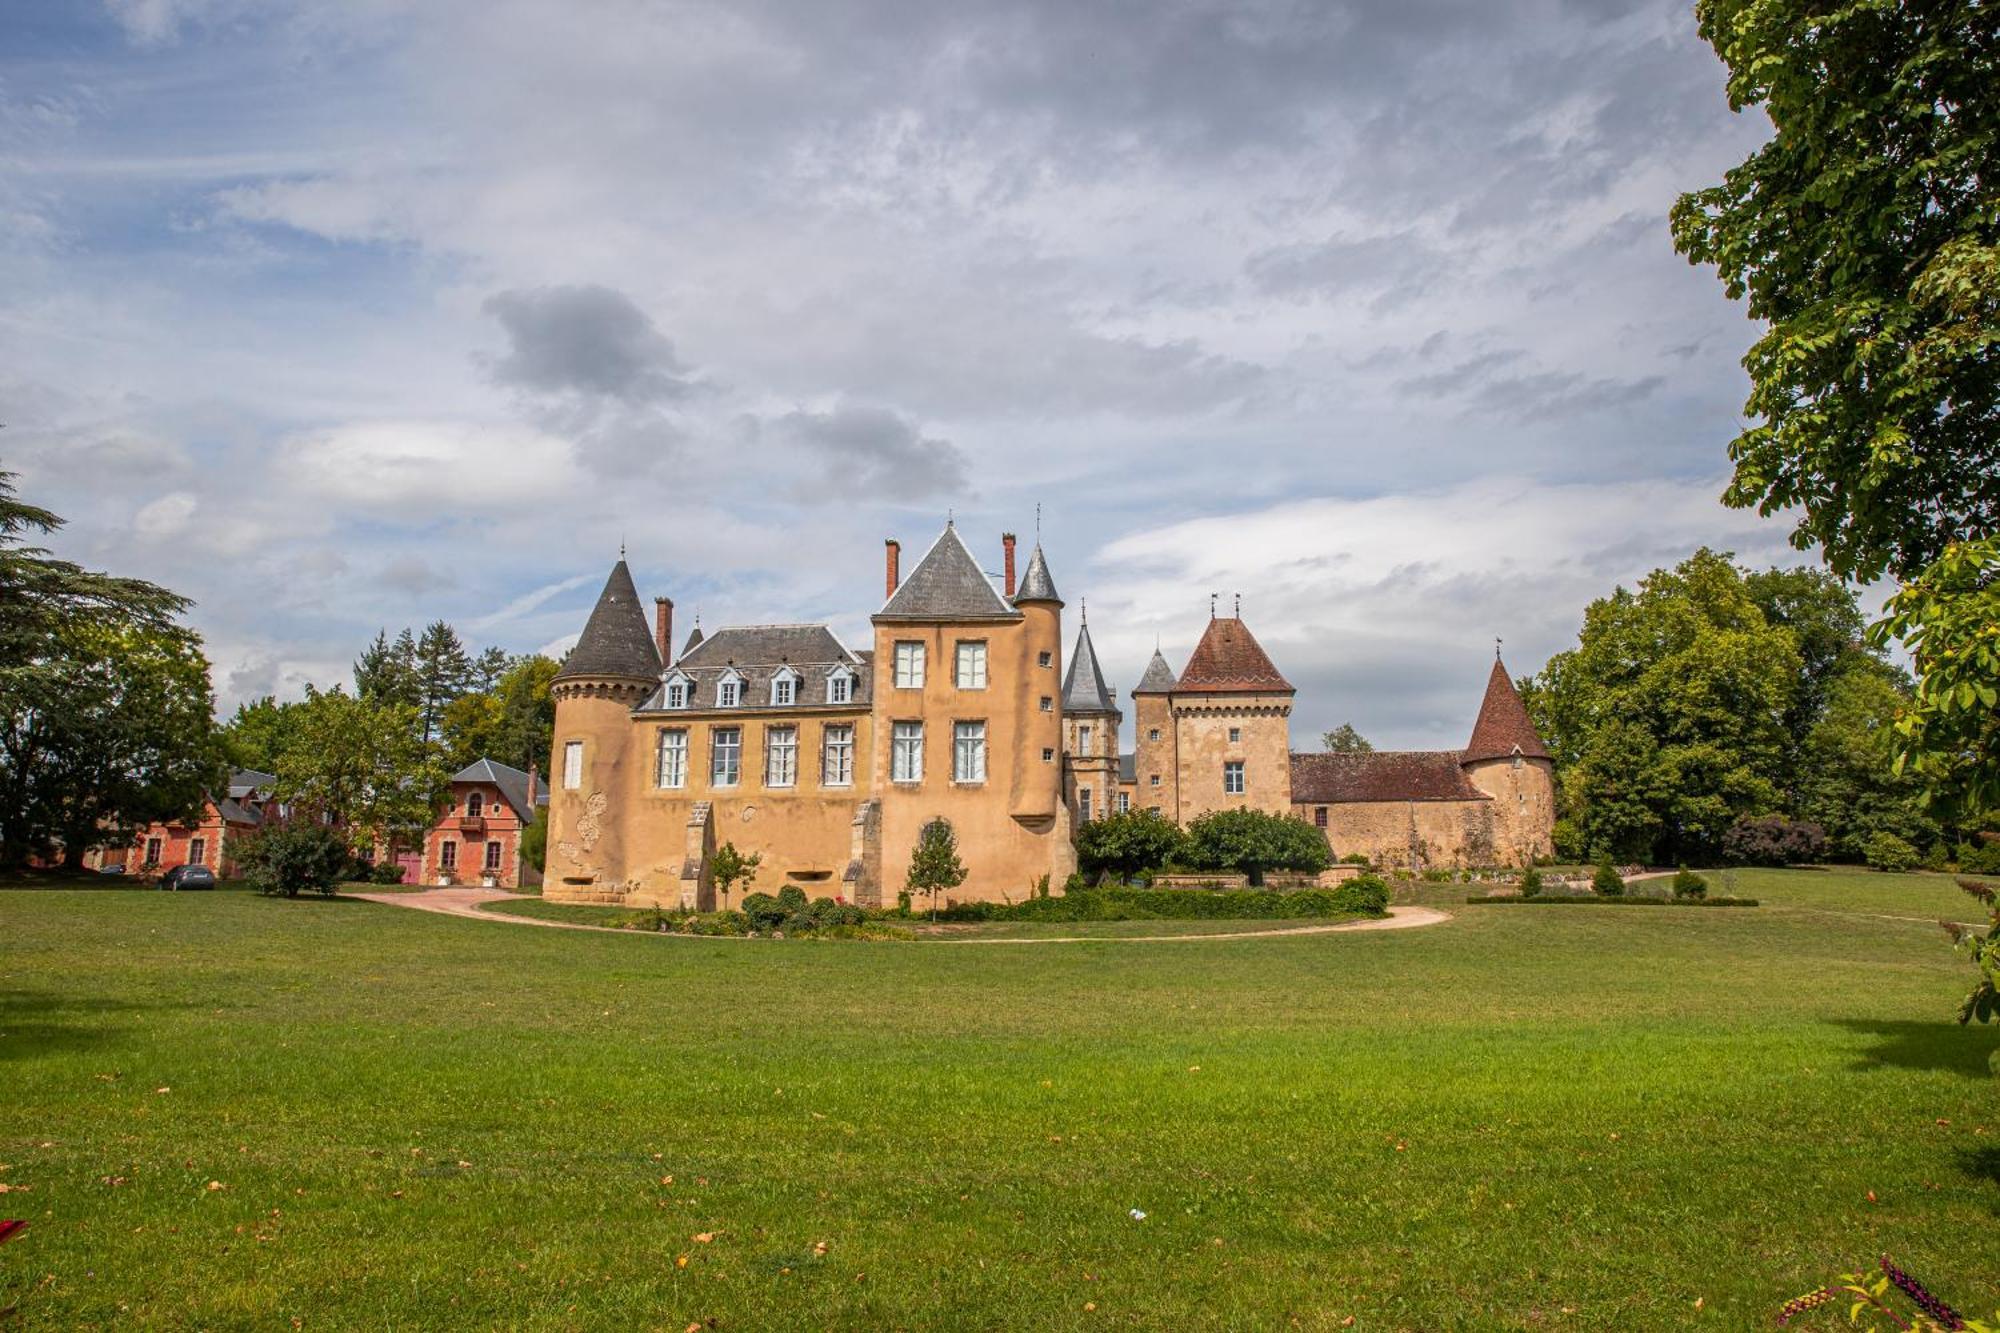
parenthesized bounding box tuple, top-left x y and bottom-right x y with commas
(4, 0, 1808, 749)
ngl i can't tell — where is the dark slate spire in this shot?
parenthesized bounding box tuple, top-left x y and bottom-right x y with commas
(1062, 621, 1117, 715)
(1463, 656, 1550, 762)
(679, 622, 705, 660)
(876, 524, 1021, 622)
(1132, 648, 1177, 696)
(1012, 543, 1061, 606)
(555, 560, 663, 682)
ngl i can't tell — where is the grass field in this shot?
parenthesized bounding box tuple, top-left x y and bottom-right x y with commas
(3, 868, 1997, 1329)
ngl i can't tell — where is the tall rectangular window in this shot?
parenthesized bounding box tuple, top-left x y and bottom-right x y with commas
(562, 740, 583, 790)
(1116, 792, 1130, 813)
(1078, 724, 1093, 753)
(1224, 760, 1246, 795)
(665, 680, 688, 708)
(1078, 787, 1093, 822)
(893, 642, 925, 689)
(657, 729, 688, 789)
(892, 721, 924, 782)
(484, 840, 502, 871)
(765, 725, 798, 787)
(712, 727, 742, 786)
(145, 837, 162, 866)
(955, 641, 987, 689)
(440, 840, 458, 869)
(188, 837, 207, 865)
(1314, 806, 1329, 828)
(822, 724, 854, 786)
(953, 720, 986, 783)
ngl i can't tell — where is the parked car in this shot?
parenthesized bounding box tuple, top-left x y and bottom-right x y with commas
(159, 864, 216, 890)
(96, 863, 128, 875)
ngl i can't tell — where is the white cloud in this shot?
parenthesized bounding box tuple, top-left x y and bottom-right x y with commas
(280, 420, 578, 516)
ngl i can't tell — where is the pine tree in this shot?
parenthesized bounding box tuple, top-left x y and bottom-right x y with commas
(354, 630, 419, 708)
(412, 621, 473, 744)
(470, 645, 510, 693)
(905, 817, 968, 920)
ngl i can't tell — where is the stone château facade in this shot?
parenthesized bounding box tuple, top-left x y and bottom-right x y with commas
(545, 524, 1554, 907)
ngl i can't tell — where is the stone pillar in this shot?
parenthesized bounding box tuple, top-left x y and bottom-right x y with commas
(681, 801, 715, 910)
(844, 799, 883, 908)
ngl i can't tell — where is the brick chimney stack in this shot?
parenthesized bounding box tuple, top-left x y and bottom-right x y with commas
(654, 598, 673, 665)
(526, 763, 539, 807)
(885, 539, 901, 598)
(1002, 532, 1017, 598)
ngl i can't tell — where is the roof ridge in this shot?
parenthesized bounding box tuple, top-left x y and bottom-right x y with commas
(876, 524, 1021, 622)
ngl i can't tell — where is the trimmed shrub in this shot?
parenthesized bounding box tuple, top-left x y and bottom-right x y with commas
(1955, 837, 2000, 876)
(1592, 858, 1623, 896)
(1339, 852, 1373, 866)
(1519, 865, 1543, 899)
(1330, 873, 1390, 915)
(369, 861, 407, 885)
(235, 821, 349, 898)
(1420, 868, 1453, 883)
(930, 884, 1387, 924)
(1864, 832, 1921, 873)
(741, 892, 785, 930)
(1722, 815, 1828, 866)
(1672, 865, 1708, 900)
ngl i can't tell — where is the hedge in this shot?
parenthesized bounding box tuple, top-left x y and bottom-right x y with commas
(924, 877, 1391, 923)
(1464, 894, 1759, 908)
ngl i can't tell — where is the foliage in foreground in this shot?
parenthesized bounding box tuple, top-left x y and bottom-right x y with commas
(1780, 1254, 1998, 1330)
(923, 875, 1389, 924)
(1943, 877, 2000, 1027)
(235, 821, 349, 898)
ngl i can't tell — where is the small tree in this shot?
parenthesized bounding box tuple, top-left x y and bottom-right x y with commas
(1864, 832, 1920, 873)
(236, 820, 349, 898)
(709, 841, 761, 911)
(1520, 865, 1545, 899)
(1075, 809, 1186, 884)
(1321, 723, 1374, 753)
(1591, 857, 1623, 896)
(1183, 809, 1330, 886)
(1672, 865, 1709, 900)
(906, 817, 967, 920)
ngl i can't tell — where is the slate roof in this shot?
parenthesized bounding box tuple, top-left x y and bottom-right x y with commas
(637, 624, 869, 712)
(227, 769, 277, 799)
(678, 624, 705, 660)
(214, 797, 263, 825)
(451, 758, 545, 820)
(1463, 657, 1550, 762)
(1062, 622, 1118, 715)
(1173, 617, 1293, 693)
(1290, 751, 1489, 804)
(1012, 544, 1062, 606)
(877, 525, 1021, 622)
(555, 560, 663, 681)
(1132, 648, 1177, 695)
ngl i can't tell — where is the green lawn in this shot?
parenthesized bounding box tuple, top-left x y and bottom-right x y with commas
(3, 869, 1997, 1329)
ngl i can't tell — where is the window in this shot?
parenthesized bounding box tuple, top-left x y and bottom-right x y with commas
(772, 670, 797, 706)
(828, 671, 853, 705)
(1116, 792, 1130, 813)
(1512, 752, 1523, 770)
(1038, 651, 1052, 668)
(953, 721, 986, 783)
(766, 725, 798, 787)
(955, 641, 987, 689)
(657, 729, 688, 788)
(822, 724, 854, 786)
(665, 678, 689, 709)
(1149, 774, 1161, 788)
(1078, 724, 1093, 753)
(893, 642, 925, 689)
(717, 674, 742, 708)
(440, 840, 457, 869)
(892, 721, 924, 782)
(562, 740, 583, 789)
(1039, 696, 1053, 712)
(1228, 727, 1241, 744)
(466, 792, 484, 817)
(1042, 747, 1056, 762)
(1314, 806, 1328, 828)
(1224, 761, 1245, 795)
(188, 836, 206, 865)
(711, 727, 742, 786)
(484, 840, 502, 871)
(1148, 727, 1161, 742)
(1078, 788, 1093, 823)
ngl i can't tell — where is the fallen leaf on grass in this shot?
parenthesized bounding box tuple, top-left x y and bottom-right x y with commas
(676, 1255, 689, 1269)
(812, 1241, 828, 1256)
(661, 1176, 674, 1186)
(691, 1233, 715, 1244)
(154, 1087, 170, 1095)
(1084, 1301, 1096, 1312)
(205, 1181, 226, 1192)
(0, 1183, 28, 1194)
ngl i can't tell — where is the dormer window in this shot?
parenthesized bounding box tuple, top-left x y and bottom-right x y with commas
(466, 792, 484, 817)
(717, 671, 743, 708)
(663, 673, 692, 709)
(827, 669, 854, 705)
(771, 667, 800, 707)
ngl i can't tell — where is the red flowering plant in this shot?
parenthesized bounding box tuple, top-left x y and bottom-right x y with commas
(1942, 877, 2000, 1029)
(1779, 1257, 1998, 1331)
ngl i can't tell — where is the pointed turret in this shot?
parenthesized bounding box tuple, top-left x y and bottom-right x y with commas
(555, 560, 662, 682)
(1063, 621, 1117, 715)
(1463, 657, 1549, 763)
(679, 623, 705, 660)
(1132, 648, 1177, 696)
(1174, 616, 1292, 694)
(876, 524, 1021, 622)
(1012, 544, 1062, 607)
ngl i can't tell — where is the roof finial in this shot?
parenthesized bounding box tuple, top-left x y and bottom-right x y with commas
(1495, 635, 1503, 662)
(1080, 597, 1087, 625)
(947, 507, 954, 527)
(1234, 592, 1241, 618)
(620, 536, 627, 561)
(1035, 502, 1042, 540)
(1209, 592, 1217, 619)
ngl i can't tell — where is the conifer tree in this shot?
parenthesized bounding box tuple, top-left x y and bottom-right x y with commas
(412, 621, 473, 744)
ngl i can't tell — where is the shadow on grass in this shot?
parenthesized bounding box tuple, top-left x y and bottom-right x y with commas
(1957, 1147, 2000, 1208)
(1832, 1018, 2000, 1079)
(0, 989, 154, 1061)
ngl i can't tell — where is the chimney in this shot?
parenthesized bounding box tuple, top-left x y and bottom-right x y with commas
(1002, 532, 1017, 598)
(885, 539, 901, 598)
(526, 763, 539, 807)
(654, 597, 674, 665)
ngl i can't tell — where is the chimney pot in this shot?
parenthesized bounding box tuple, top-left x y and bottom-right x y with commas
(526, 763, 539, 807)
(885, 539, 901, 598)
(654, 597, 673, 665)
(1002, 532, 1017, 598)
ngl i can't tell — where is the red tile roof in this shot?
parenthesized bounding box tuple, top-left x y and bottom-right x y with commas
(1289, 751, 1489, 803)
(1173, 617, 1293, 693)
(1464, 658, 1550, 762)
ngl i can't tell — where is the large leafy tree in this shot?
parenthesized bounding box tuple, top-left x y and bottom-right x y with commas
(219, 696, 302, 772)
(273, 685, 447, 848)
(0, 472, 224, 868)
(1182, 808, 1330, 885)
(440, 654, 559, 773)
(1076, 808, 1186, 883)
(1525, 550, 1800, 863)
(1672, 0, 2000, 811)
(1798, 658, 1937, 859)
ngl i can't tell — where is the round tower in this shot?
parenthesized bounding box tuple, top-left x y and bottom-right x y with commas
(546, 558, 662, 896)
(1130, 647, 1178, 817)
(1460, 654, 1555, 866)
(1010, 542, 1065, 823)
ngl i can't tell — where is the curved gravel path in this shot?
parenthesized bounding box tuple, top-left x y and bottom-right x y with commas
(348, 887, 1452, 943)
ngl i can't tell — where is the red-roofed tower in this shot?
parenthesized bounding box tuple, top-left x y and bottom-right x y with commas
(1459, 655, 1555, 864)
(1164, 609, 1296, 821)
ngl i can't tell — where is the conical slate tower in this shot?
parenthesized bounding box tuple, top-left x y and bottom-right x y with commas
(1463, 657, 1549, 762)
(1063, 620, 1117, 715)
(1132, 648, 1177, 696)
(555, 560, 661, 683)
(1012, 544, 1062, 607)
